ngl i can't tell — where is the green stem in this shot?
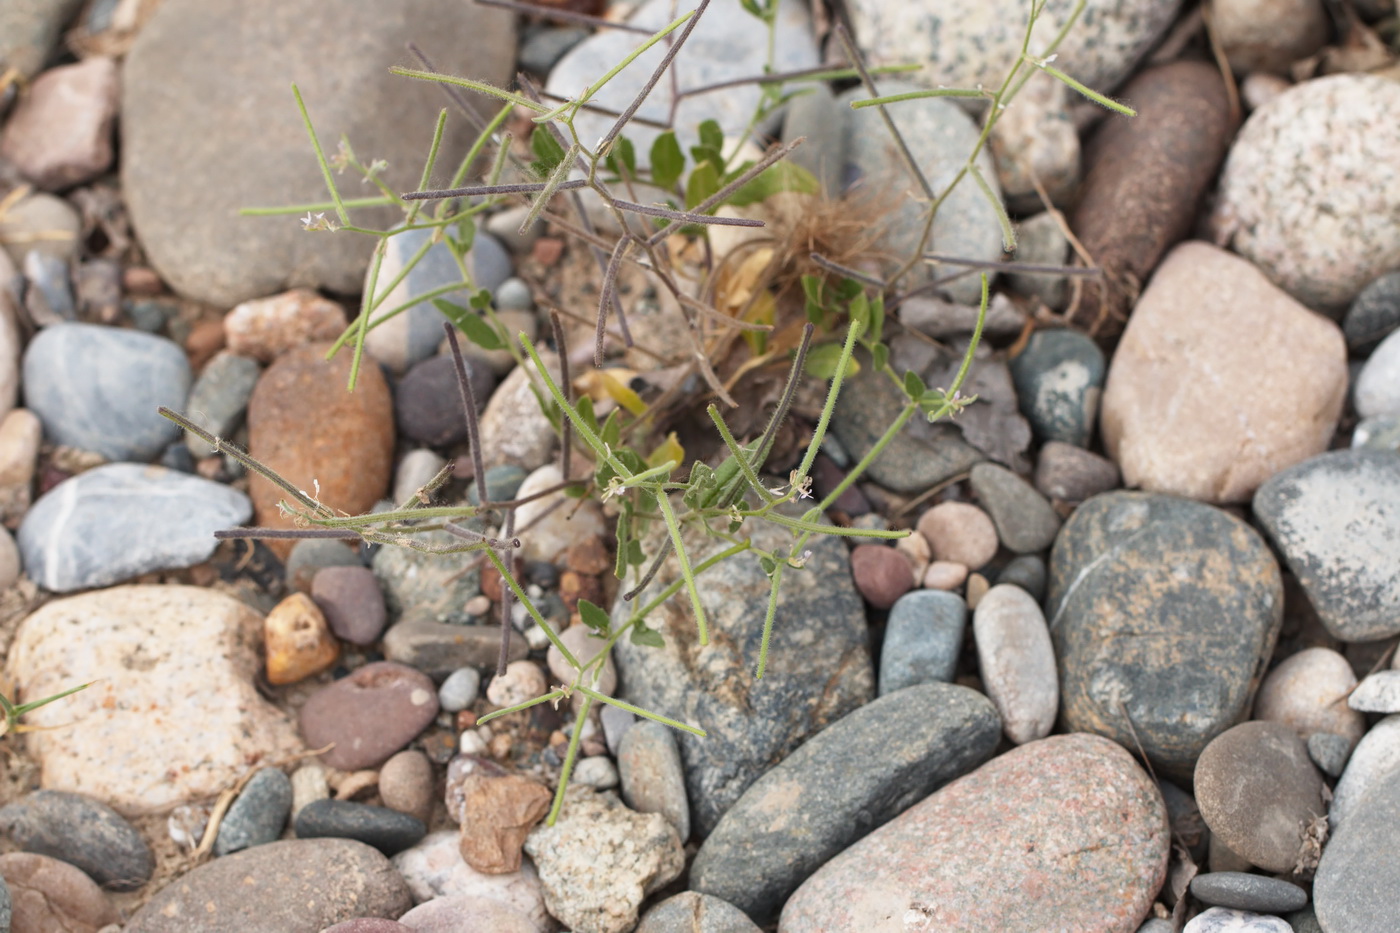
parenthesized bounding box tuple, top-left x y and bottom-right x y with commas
(485, 549, 581, 670)
(656, 490, 708, 646)
(546, 693, 592, 826)
(754, 561, 783, 680)
(795, 318, 863, 481)
(576, 687, 706, 737)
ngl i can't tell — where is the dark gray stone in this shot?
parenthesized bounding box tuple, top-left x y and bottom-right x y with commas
(1034, 440, 1121, 502)
(1005, 212, 1071, 311)
(995, 554, 1047, 603)
(184, 351, 262, 458)
(22, 322, 190, 460)
(1307, 731, 1352, 778)
(879, 589, 966, 694)
(121, 0, 516, 307)
(372, 523, 484, 625)
(1315, 764, 1400, 931)
(364, 228, 512, 374)
(613, 519, 874, 836)
(1009, 329, 1105, 447)
(1343, 271, 1400, 355)
(215, 767, 293, 856)
(518, 26, 588, 76)
(1190, 872, 1308, 913)
(285, 536, 361, 593)
(0, 790, 153, 890)
(1284, 905, 1323, 933)
(1253, 449, 1400, 642)
(16, 463, 251, 592)
(294, 799, 425, 856)
(1157, 779, 1207, 862)
(381, 618, 527, 680)
(830, 349, 983, 494)
(838, 81, 1002, 304)
(395, 353, 495, 447)
(690, 682, 999, 922)
(1048, 492, 1283, 782)
(0, 872, 8, 933)
(123, 838, 412, 933)
(636, 892, 761, 933)
(970, 462, 1061, 553)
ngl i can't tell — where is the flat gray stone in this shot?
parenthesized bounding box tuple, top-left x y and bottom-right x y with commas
(637, 892, 760, 933)
(690, 682, 999, 922)
(17, 463, 251, 592)
(1315, 764, 1400, 933)
(879, 589, 966, 694)
(214, 767, 293, 856)
(121, 0, 515, 306)
(381, 619, 527, 681)
(1253, 448, 1400, 642)
(613, 519, 874, 836)
(1190, 872, 1307, 913)
(22, 323, 190, 461)
(970, 461, 1061, 553)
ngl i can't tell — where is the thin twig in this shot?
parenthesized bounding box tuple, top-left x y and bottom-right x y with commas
(404, 179, 588, 201)
(807, 252, 888, 288)
(474, 0, 653, 33)
(922, 253, 1104, 278)
(598, 0, 713, 154)
(596, 236, 634, 366)
(551, 311, 573, 481)
(443, 323, 489, 502)
(497, 509, 516, 677)
(613, 200, 767, 227)
(834, 23, 934, 202)
(645, 138, 804, 247)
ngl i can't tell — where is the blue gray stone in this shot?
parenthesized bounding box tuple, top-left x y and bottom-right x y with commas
(363, 228, 512, 374)
(600, 703, 636, 756)
(830, 349, 983, 494)
(1009, 328, 1106, 447)
(618, 720, 689, 843)
(970, 462, 1061, 554)
(467, 464, 527, 506)
(1343, 270, 1400, 355)
(184, 351, 261, 458)
(690, 683, 1000, 922)
(1048, 492, 1283, 782)
(838, 81, 1003, 305)
(293, 799, 425, 856)
(1353, 413, 1400, 452)
(493, 277, 533, 312)
(1285, 906, 1322, 933)
(0, 789, 153, 890)
(214, 767, 293, 856)
(995, 554, 1047, 603)
(1316, 765, 1400, 933)
(22, 323, 191, 461)
(1307, 731, 1352, 778)
(613, 519, 874, 836)
(637, 892, 762, 933)
(518, 26, 588, 77)
(372, 522, 483, 625)
(1190, 873, 1308, 914)
(17, 463, 251, 592)
(879, 589, 966, 694)
(1253, 449, 1400, 642)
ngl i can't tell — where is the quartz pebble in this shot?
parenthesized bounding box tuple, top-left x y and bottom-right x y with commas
(438, 667, 481, 713)
(916, 501, 998, 569)
(1183, 908, 1294, 933)
(263, 592, 339, 686)
(973, 584, 1057, 744)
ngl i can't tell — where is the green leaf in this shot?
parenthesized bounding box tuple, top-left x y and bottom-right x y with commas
(849, 290, 870, 332)
(723, 161, 820, 208)
(835, 277, 863, 302)
(579, 599, 611, 634)
(698, 119, 724, 155)
(469, 288, 493, 311)
(530, 128, 567, 179)
(605, 136, 637, 178)
(800, 274, 824, 309)
(650, 131, 685, 189)
(682, 460, 717, 510)
(871, 341, 889, 372)
(805, 342, 860, 380)
(451, 215, 476, 254)
(630, 622, 665, 648)
(869, 293, 885, 344)
(758, 555, 776, 575)
(434, 299, 506, 351)
(626, 539, 644, 566)
(575, 394, 600, 439)
(685, 160, 720, 211)
(599, 409, 622, 450)
(903, 369, 927, 401)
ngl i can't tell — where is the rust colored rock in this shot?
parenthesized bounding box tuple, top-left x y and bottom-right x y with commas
(246, 342, 394, 557)
(458, 772, 552, 874)
(1066, 61, 1235, 340)
(264, 591, 339, 685)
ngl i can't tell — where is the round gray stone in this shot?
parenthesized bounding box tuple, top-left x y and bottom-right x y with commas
(1009, 328, 1106, 447)
(1253, 448, 1400, 642)
(1048, 491, 1283, 782)
(1344, 271, 1400, 355)
(22, 322, 190, 461)
(636, 892, 761, 933)
(0, 789, 153, 890)
(17, 463, 251, 592)
(970, 461, 1061, 554)
(879, 589, 966, 694)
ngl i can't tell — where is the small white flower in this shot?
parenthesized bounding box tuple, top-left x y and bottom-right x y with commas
(300, 211, 339, 233)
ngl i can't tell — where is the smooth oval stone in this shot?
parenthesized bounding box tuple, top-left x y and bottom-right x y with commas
(1330, 714, 1400, 830)
(637, 892, 762, 933)
(1355, 328, 1400, 420)
(1252, 646, 1364, 749)
(17, 462, 251, 592)
(394, 353, 494, 447)
(1048, 492, 1283, 781)
(311, 565, 387, 645)
(780, 733, 1168, 932)
(393, 447, 447, 506)
(1344, 271, 1400, 355)
(21, 322, 190, 460)
(691, 683, 999, 922)
(1211, 74, 1400, 314)
(123, 838, 412, 933)
(294, 799, 426, 856)
(613, 520, 874, 836)
(879, 590, 966, 694)
(183, 351, 261, 458)
(0, 851, 118, 931)
(1184, 908, 1294, 933)
(0, 790, 152, 890)
(1190, 872, 1307, 914)
(618, 720, 689, 843)
(381, 619, 526, 680)
(1194, 721, 1326, 874)
(1315, 763, 1400, 932)
(298, 661, 439, 771)
(973, 584, 1058, 744)
(969, 462, 1060, 554)
(1034, 440, 1121, 503)
(1066, 62, 1232, 339)
(379, 750, 434, 824)
(1353, 413, 1400, 452)
(437, 667, 481, 712)
(1307, 732, 1352, 779)
(849, 543, 912, 609)
(916, 501, 998, 570)
(1009, 329, 1105, 447)
(214, 767, 293, 856)
(396, 894, 536, 933)
(1253, 449, 1400, 641)
(994, 554, 1047, 603)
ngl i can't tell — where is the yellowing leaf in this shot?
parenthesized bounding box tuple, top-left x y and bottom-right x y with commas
(647, 432, 685, 473)
(599, 370, 647, 417)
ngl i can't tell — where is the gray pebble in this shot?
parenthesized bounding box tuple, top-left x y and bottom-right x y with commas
(1343, 270, 1400, 355)
(970, 462, 1061, 553)
(1307, 731, 1352, 778)
(1315, 763, 1400, 930)
(293, 799, 425, 856)
(493, 277, 533, 312)
(618, 720, 689, 843)
(214, 768, 293, 856)
(184, 351, 261, 458)
(438, 667, 481, 712)
(1190, 872, 1308, 914)
(879, 589, 966, 694)
(519, 26, 589, 77)
(1348, 669, 1400, 713)
(636, 891, 761, 933)
(1353, 413, 1400, 452)
(995, 554, 1047, 603)
(600, 703, 636, 756)
(0, 789, 153, 890)
(1009, 329, 1105, 447)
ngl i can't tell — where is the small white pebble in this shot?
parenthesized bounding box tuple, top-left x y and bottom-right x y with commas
(464, 594, 492, 617)
(572, 755, 619, 789)
(439, 667, 481, 712)
(459, 730, 489, 755)
(511, 601, 530, 629)
(527, 583, 544, 600)
(291, 763, 329, 817)
(487, 659, 548, 707)
(524, 624, 551, 650)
